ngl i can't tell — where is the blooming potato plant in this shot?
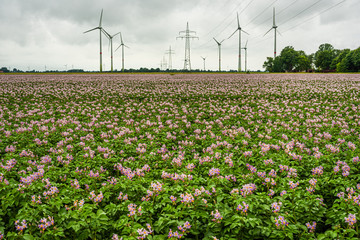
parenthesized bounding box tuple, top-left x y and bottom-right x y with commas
(0, 73, 360, 239)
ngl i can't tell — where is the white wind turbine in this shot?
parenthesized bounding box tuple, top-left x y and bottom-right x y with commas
(102, 29, 120, 72)
(213, 38, 225, 71)
(201, 56, 207, 71)
(115, 33, 129, 72)
(84, 9, 104, 72)
(264, 7, 279, 59)
(242, 40, 248, 72)
(228, 12, 249, 72)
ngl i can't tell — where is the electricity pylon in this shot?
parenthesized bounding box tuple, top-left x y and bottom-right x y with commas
(177, 22, 198, 71)
(165, 46, 175, 70)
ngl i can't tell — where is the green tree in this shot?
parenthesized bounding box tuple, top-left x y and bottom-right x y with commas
(331, 49, 350, 70)
(280, 46, 299, 72)
(272, 56, 283, 72)
(337, 47, 360, 72)
(263, 57, 274, 72)
(314, 43, 336, 71)
(0, 67, 9, 72)
(295, 51, 311, 72)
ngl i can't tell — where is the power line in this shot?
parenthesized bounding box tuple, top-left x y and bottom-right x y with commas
(281, 0, 347, 34)
(278, 0, 323, 26)
(196, 0, 255, 50)
(249, 0, 347, 48)
(243, 0, 279, 28)
(255, 0, 299, 28)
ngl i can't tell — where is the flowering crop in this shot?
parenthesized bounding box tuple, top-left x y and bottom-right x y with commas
(1, 73, 360, 239)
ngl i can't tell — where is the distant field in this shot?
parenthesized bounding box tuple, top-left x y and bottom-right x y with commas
(1, 73, 360, 239)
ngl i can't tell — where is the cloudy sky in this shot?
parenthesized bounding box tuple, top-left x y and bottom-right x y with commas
(0, 0, 359, 72)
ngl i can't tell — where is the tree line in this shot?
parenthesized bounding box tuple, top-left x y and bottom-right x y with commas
(263, 43, 360, 73)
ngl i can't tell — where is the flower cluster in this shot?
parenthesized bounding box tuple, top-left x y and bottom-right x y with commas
(177, 221, 191, 233)
(211, 209, 223, 223)
(274, 215, 289, 229)
(31, 195, 42, 204)
(236, 201, 249, 214)
(334, 161, 350, 177)
(288, 181, 299, 190)
(137, 223, 153, 239)
(74, 199, 85, 208)
(306, 221, 316, 233)
(311, 166, 324, 176)
(180, 193, 195, 206)
(209, 167, 220, 177)
(168, 229, 183, 239)
(43, 186, 59, 199)
(89, 191, 103, 203)
(241, 183, 257, 197)
(127, 203, 142, 217)
(15, 219, 27, 232)
(112, 234, 123, 240)
(271, 201, 282, 213)
(118, 192, 128, 201)
(345, 213, 356, 228)
(170, 195, 177, 204)
(38, 216, 55, 233)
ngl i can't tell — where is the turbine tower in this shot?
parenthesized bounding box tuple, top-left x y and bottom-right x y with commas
(264, 7, 278, 59)
(115, 33, 129, 72)
(213, 38, 225, 72)
(228, 12, 249, 72)
(84, 9, 104, 72)
(165, 46, 175, 70)
(242, 40, 248, 72)
(201, 56, 206, 71)
(177, 22, 198, 71)
(102, 29, 120, 72)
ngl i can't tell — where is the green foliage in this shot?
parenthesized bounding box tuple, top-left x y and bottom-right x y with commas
(263, 46, 311, 72)
(1, 74, 360, 239)
(314, 43, 336, 71)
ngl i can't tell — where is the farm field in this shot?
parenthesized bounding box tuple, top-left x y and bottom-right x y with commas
(1, 73, 360, 239)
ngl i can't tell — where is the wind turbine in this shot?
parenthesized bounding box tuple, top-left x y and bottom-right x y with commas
(200, 56, 207, 71)
(115, 33, 129, 72)
(102, 29, 120, 72)
(84, 9, 104, 72)
(242, 40, 248, 72)
(213, 38, 225, 71)
(228, 12, 249, 72)
(264, 7, 279, 59)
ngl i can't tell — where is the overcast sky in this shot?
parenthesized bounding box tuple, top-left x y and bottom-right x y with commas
(0, 0, 359, 72)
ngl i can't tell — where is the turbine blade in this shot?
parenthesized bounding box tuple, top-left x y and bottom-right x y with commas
(115, 44, 121, 51)
(273, 7, 275, 26)
(112, 32, 121, 38)
(277, 28, 282, 37)
(120, 33, 124, 45)
(99, 9, 103, 27)
(245, 40, 248, 48)
(228, 29, 238, 39)
(84, 27, 99, 33)
(237, 12, 240, 29)
(220, 39, 225, 44)
(241, 29, 250, 35)
(213, 37, 220, 45)
(102, 28, 110, 38)
(125, 45, 130, 49)
(263, 27, 273, 37)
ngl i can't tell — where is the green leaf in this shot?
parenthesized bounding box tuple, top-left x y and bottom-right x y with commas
(23, 234, 35, 240)
(317, 234, 326, 240)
